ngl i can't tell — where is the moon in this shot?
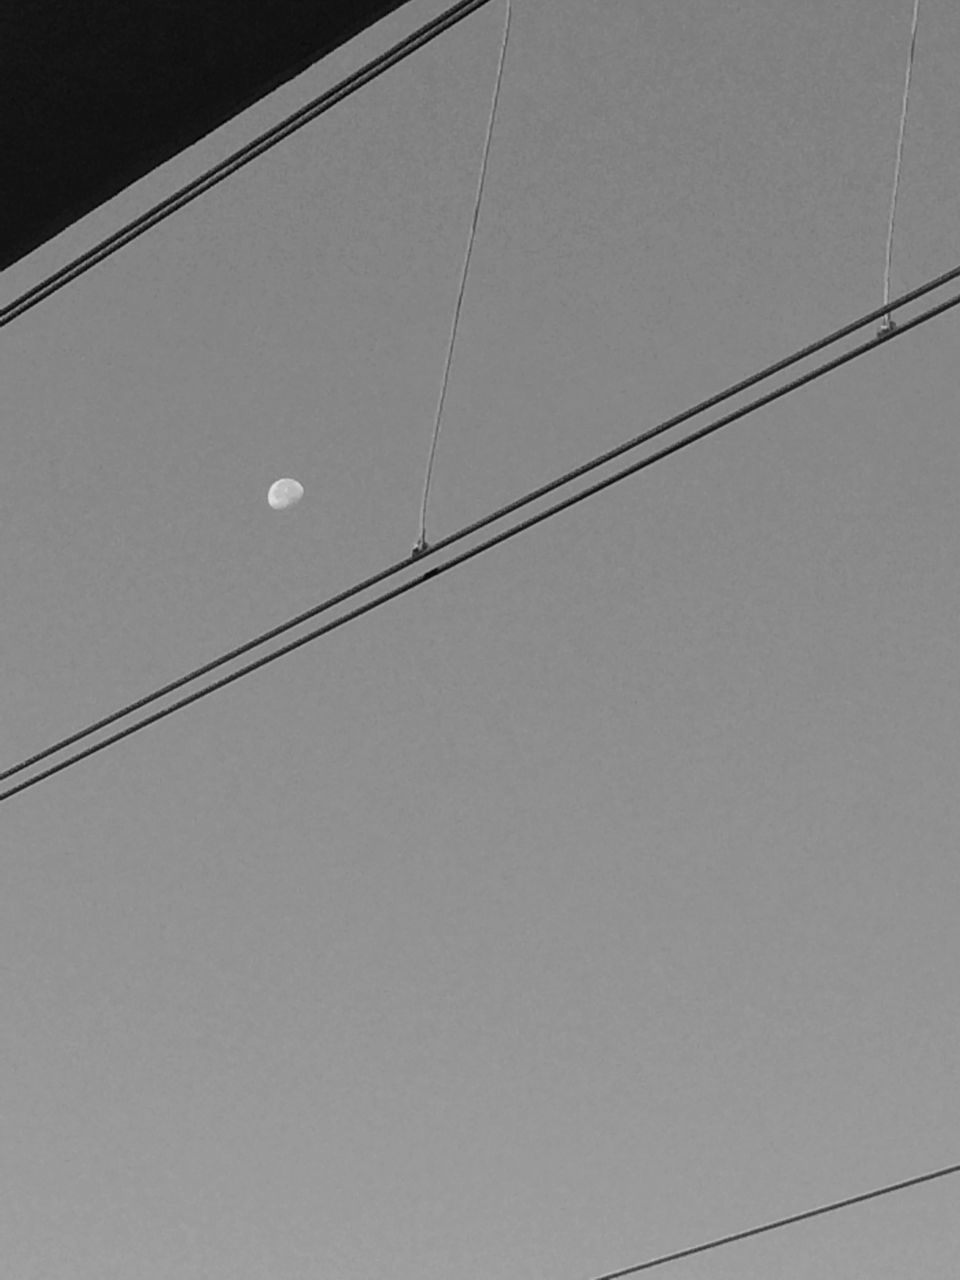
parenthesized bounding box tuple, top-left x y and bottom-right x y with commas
(268, 478, 304, 510)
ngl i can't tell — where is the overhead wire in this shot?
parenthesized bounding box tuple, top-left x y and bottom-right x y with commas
(0, 0, 497, 331)
(880, 0, 922, 334)
(586, 1158, 960, 1277)
(6, 14, 953, 1270)
(6, 24, 956, 1268)
(2, 262, 958, 795)
(2, 268, 960, 804)
(415, 0, 512, 555)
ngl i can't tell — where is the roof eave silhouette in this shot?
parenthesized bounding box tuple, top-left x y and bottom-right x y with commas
(1, 0, 412, 270)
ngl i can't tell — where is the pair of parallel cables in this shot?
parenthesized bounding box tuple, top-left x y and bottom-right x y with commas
(3, 256, 959, 804)
(2, 4, 959, 1273)
(0, 0, 922, 540)
(0, 0, 950, 804)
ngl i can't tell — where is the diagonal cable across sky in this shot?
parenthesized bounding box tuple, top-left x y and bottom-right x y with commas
(2, 263, 959, 804)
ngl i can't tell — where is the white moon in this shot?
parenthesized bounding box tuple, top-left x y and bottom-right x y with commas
(268, 478, 304, 510)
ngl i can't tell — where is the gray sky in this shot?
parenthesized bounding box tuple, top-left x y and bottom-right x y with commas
(2, 1, 960, 1276)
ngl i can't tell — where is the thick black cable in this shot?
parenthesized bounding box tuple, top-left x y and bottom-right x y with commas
(2, 262, 959, 791)
(2, 281, 958, 803)
(587, 1159, 960, 1277)
(0, 0, 495, 330)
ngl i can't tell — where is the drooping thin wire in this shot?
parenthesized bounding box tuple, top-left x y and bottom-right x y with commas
(0, 0, 497, 330)
(414, 0, 512, 554)
(3, 272, 959, 804)
(880, 0, 921, 334)
(588, 1159, 960, 1278)
(2, 259, 956, 795)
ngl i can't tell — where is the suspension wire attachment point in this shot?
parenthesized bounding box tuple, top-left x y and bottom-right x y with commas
(880, 0, 921, 339)
(415, 0, 512, 554)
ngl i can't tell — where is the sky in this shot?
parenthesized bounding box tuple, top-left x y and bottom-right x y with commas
(2, 1, 959, 1276)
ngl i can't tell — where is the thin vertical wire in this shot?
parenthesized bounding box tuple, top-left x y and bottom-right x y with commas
(414, 0, 512, 554)
(881, 0, 921, 333)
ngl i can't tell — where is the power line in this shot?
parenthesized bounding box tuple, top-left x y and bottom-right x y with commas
(881, 0, 922, 333)
(586, 1158, 960, 1277)
(2, 263, 957, 794)
(0, 0, 496, 331)
(416, 0, 512, 555)
(2, 272, 959, 804)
